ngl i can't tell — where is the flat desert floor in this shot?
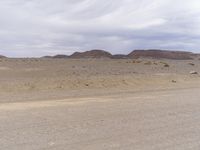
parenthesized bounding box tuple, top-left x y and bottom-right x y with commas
(0, 58, 200, 149)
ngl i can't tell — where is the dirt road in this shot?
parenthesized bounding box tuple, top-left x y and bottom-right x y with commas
(1, 87, 200, 150)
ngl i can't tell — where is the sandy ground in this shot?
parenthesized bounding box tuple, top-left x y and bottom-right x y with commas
(0, 58, 200, 102)
(0, 58, 200, 149)
(1, 87, 200, 150)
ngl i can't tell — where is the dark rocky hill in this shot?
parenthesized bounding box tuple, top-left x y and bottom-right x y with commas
(41, 49, 198, 60)
(0, 55, 7, 58)
(70, 50, 112, 58)
(127, 49, 194, 60)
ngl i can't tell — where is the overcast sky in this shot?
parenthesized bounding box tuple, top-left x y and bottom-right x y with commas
(0, 0, 200, 57)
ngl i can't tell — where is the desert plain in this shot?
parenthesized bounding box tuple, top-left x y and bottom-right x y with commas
(0, 56, 200, 149)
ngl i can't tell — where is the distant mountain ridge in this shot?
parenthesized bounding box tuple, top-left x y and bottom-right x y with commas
(37, 49, 199, 60)
(69, 50, 112, 58)
(0, 55, 6, 58)
(42, 54, 68, 59)
(128, 49, 194, 60)
(111, 54, 128, 59)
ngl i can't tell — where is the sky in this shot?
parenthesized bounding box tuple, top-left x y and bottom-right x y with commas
(0, 0, 200, 57)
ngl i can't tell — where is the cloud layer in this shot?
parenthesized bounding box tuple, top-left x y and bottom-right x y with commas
(0, 0, 200, 56)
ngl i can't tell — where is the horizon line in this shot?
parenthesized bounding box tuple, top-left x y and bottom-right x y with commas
(0, 49, 199, 58)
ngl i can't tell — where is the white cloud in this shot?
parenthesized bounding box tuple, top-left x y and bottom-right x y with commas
(0, 0, 200, 56)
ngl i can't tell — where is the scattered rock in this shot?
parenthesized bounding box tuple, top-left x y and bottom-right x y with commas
(85, 83, 89, 87)
(164, 64, 170, 67)
(190, 71, 198, 74)
(188, 63, 195, 66)
(160, 62, 170, 67)
(171, 80, 177, 83)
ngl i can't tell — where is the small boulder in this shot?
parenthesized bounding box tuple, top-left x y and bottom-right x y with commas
(188, 63, 195, 66)
(171, 80, 177, 83)
(190, 71, 198, 74)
